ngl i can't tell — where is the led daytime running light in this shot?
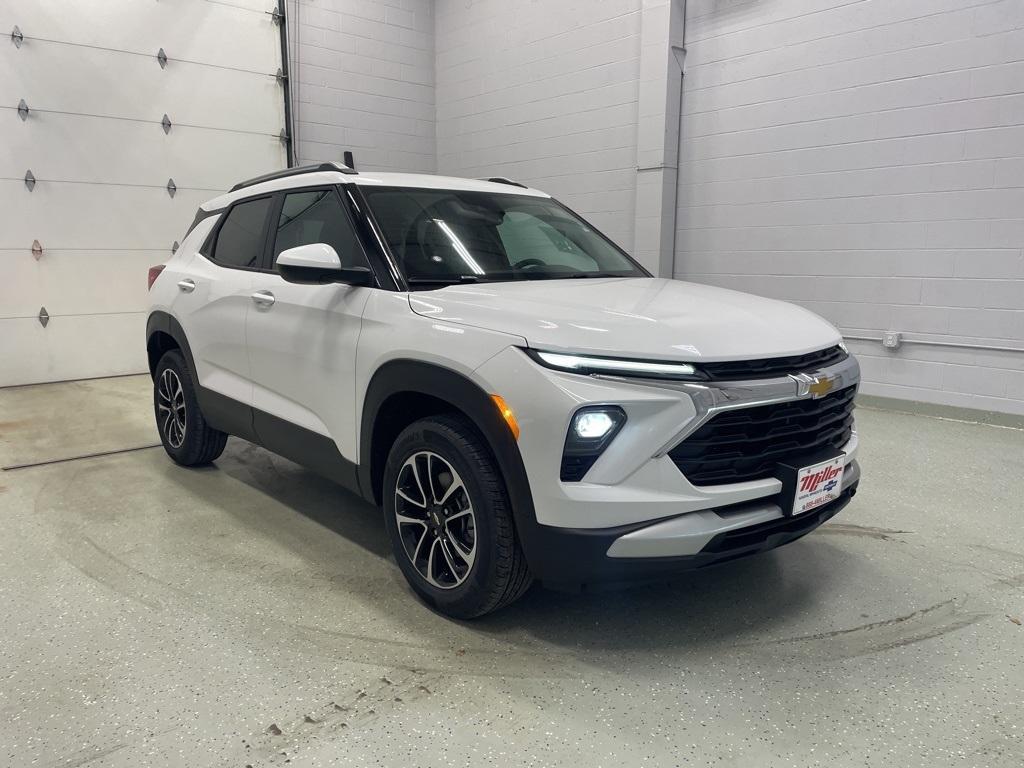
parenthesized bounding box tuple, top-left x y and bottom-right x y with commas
(535, 351, 697, 378)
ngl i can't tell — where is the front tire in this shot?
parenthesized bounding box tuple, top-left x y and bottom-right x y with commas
(383, 415, 532, 618)
(153, 349, 227, 466)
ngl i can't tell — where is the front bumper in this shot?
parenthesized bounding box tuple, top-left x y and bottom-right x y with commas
(527, 478, 858, 590)
(472, 346, 862, 588)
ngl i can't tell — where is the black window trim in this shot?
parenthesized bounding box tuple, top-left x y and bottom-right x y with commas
(263, 184, 364, 272)
(347, 184, 406, 291)
(184, 206, 223, 242)
(197, 185, 391, 289)
(201, 193, 277, 274)
(255, 183, 401, 291)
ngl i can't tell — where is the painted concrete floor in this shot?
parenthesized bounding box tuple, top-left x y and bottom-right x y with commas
(0, 375, 1022, 768)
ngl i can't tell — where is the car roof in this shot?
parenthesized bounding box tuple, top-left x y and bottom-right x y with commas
(200, 168, 549, 212)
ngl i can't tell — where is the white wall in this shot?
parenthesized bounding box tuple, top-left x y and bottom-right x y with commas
(675, 0, 1024, 415)
(290, 0, 435, 172)
(433, 0, 644, 249)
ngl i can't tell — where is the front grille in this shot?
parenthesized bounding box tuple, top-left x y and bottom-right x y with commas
(700, 345, 847, 381)
(669, 385, 856, 486)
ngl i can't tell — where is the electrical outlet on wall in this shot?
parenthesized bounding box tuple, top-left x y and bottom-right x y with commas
(882, 332, 902, 350)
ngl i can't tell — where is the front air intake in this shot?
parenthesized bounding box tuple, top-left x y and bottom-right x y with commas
(669, 386, 856, 486)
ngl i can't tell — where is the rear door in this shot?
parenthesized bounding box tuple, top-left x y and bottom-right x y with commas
(175, 195, 273, 411)
(246, 186, 372, 465)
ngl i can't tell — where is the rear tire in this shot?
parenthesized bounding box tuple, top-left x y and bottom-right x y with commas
(383, 415, 532, 618)
(153, 349, 227, 466)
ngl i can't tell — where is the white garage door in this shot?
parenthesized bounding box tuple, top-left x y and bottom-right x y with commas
(0, 0, 289, 386)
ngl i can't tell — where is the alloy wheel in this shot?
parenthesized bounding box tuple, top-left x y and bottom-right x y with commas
(394, 451, 477, 589)
(157, 368, 187, 449)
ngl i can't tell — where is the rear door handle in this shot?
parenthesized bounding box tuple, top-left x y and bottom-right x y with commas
(177, 279, 196, 293)
(251, 290, 276, 308)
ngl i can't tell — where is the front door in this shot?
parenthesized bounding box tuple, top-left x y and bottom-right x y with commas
(246, 186, 372, 473)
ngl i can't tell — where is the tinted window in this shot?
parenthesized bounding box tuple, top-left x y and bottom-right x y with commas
(272, 189, 368, 269)
(361, 187, 644, 286)
(212, 197, 272, 268)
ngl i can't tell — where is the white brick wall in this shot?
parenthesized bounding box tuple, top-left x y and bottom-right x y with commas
(433, 0, 644, 249)
(286, 0, 1023, 416)
(676, 0, 1024, 415)
(290, 0, 436, 172)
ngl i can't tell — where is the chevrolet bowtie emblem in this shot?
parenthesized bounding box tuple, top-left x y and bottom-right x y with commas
(791, 372, 836, 399)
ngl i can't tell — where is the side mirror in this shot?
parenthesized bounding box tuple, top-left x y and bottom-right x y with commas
(276, 243, 374, 286)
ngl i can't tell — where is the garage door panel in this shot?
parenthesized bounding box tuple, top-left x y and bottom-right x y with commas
(1, 0, 281, 73)
(1, 0, 287, 386)
(2, 45, 285, 135)
(0, 314, 147, 387)
(0, 115, 285, 189)
(0, 249, 162, 321)
(2, 181, 211, 250)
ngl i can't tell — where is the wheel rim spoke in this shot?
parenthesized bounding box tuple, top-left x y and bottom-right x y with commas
(438, 536, 461, 578)
(411, 526, 429, 564)
(396, 513, 427, 527)
(396, 488, 426, 509)
(427, 454, 443, 504)
(446, 530, 475, 570)
(393, 450, 478, 590)
(437, 475, 463, 505)
(405, 456, 428, 507)
(425, 537, 443, 587)
(445, 507, 472, 525)
(156, 368, 187, 449)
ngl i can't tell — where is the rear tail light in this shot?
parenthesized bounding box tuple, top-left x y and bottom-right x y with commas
(148, 264, 166, 290)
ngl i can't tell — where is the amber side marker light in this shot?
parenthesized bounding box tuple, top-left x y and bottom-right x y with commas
(490, 394, 520, 440)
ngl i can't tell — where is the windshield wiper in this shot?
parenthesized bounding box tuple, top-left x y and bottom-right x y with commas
(406, 275, 481, 286)
(406, 271, 637, 287)
(507, 271, 636, 280)
(562, 271, 636, 279)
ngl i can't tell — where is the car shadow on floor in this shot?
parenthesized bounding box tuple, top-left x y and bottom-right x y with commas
(213, 438, 392, 559)
(473, 544, 845, 653)
(203, 439, 851, 655)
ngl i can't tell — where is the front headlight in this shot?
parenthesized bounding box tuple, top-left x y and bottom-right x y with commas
(524, 349, 706, 381)
(561, 405, 626, 482)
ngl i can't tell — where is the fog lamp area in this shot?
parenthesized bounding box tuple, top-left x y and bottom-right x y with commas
(561, 406, 627, 482)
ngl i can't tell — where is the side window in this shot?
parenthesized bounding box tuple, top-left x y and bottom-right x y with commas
(272, 189, 369, 269)
(211, 197, 272, 268)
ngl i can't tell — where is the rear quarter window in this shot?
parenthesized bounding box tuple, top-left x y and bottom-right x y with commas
(210, 196, 272, 269)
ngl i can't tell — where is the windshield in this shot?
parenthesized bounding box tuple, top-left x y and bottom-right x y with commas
(360, 186, 648, 287)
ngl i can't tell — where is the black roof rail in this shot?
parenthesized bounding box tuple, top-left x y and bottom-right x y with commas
(229, 162, 357, 193)
(478, 176, 528, 189)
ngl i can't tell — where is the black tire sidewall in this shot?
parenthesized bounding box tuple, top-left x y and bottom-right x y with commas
(382, 418, 509, 618)
(153, 349, 217, 465)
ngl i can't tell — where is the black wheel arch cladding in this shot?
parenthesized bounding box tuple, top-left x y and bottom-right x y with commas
(146, 311, 194, 379)
(359, 359, 540, 554)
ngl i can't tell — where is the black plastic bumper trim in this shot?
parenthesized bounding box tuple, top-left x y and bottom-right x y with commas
(525, 483, 858, 591)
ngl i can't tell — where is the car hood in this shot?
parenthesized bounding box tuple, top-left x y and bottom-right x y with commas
(407, 277, 842, 362)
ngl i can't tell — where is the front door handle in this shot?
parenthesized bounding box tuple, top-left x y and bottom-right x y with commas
(177, 279, 196, 293)
(251, 290, 276, 308)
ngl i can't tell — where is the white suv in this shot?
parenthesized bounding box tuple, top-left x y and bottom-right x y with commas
(146, 162, 861, 618)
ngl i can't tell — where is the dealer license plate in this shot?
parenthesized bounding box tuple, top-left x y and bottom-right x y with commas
(792, 455, 845, 515)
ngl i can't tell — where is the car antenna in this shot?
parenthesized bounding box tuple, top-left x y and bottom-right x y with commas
(343, 150, 356, 170)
